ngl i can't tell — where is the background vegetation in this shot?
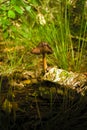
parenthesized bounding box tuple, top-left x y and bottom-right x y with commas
(0, 0, 87, 72)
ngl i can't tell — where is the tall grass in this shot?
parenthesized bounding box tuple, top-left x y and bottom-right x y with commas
(75, 5, 87, 71)
(31, 0, 87, 72)
(32, 9, 70, 69)
(1, 0, 87, 73)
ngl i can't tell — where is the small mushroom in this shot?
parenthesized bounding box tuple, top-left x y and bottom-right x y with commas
(31, 42, 53, 73)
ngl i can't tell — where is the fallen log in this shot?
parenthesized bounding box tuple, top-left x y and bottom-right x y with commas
(43, 67, 87, 95)
(0, 68, 87, 130)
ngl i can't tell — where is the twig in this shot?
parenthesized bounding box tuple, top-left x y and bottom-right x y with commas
(69, 34, 87, 42)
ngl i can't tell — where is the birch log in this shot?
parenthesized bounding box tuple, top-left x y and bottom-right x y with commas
(43, 67, 87, 95)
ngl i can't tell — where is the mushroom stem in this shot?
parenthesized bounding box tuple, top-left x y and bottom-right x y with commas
(43, 53, 47, 73)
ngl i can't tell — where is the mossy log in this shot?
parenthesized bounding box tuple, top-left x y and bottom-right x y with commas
(43, 67, 87, 95)
(0, 68, 87, 130)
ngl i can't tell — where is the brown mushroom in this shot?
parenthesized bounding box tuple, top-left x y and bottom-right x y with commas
(31, 42, 53, 73)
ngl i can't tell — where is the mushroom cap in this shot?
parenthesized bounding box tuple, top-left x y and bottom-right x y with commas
(31, 42, 53, 55)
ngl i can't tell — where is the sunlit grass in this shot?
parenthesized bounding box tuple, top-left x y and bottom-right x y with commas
(1, 0, 86, 72)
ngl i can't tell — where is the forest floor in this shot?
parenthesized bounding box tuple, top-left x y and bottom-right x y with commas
(0, 41, 87, 130)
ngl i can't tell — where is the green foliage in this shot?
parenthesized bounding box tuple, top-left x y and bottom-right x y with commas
(0, 0, 28, 38)
(14, 6, 24, 15)
(8, 10, 16, 19)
